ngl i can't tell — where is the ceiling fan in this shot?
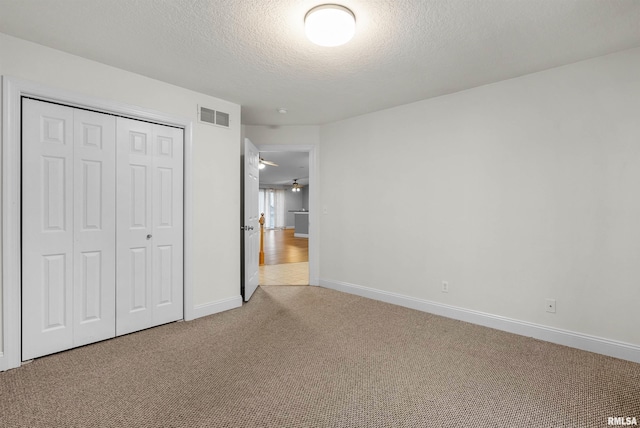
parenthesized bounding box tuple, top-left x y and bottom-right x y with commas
(259, 157, 278, 169)
(291, 179, 303, 192)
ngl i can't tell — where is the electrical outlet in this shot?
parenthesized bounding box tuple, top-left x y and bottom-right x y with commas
(545, 298, 556, 313)
(441, 281, 449, 293)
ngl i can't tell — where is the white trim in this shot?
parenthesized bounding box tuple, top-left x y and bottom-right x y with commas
(183, 124, 195, 321)
(192, 296, 243, 319)
(319, 278, 640, 364)
(294, 233, 309, 238)
(257, 144, 319, 286)
(1, 76, 23, 372)
(1, 76, 195, 371)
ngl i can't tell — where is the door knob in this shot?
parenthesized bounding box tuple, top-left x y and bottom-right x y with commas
(147, 234, 152, 240)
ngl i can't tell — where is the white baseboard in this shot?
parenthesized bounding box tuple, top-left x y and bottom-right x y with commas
(294, 233, 309, 238)
(319, 278, 640, 364)
(191, 295, 242, 320)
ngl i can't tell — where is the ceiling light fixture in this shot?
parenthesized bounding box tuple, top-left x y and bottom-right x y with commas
(277, 107, 288, 114)
(304, 4, 356, 47)
(259, 157, 278, 169)
(292, 179, 301, 192)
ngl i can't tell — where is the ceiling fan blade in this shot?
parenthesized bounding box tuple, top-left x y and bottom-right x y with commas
(260, 158, 279, 167)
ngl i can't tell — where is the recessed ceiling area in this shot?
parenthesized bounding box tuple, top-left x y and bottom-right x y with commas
(1, 1, 640, 126)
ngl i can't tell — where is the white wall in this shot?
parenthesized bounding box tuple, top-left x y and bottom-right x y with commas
(0, 34, 241, 363)
(319, 47, 640, 350)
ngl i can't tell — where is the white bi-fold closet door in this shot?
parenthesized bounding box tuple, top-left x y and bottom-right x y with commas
(21, 98, 184, 360)
(22, 99, 117, 359)
(116, 117, 184, 336)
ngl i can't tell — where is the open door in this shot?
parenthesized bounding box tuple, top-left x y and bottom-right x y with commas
(242, 138, 260, 301)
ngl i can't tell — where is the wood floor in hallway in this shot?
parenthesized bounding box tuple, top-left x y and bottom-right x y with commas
(263, 228, 308, 265)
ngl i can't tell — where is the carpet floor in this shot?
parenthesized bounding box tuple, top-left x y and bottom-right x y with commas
(1, 285, 639, 427)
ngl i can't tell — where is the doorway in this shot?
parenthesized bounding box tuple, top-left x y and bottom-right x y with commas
(256, 147, 316, 286)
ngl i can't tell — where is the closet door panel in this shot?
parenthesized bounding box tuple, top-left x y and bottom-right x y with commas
(151, 124, 184, 325)
(73, 108, 116, 347)
(22, 99, 75, 360)
(116, 118, 154, 335)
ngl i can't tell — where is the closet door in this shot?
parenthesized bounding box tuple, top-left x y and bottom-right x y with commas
(151, 123, 184, 326)
(22, 99, 116, 360)
(116, 118, 183, 335)
(72, 109, 117, 346)
(22, 99, 74, 360)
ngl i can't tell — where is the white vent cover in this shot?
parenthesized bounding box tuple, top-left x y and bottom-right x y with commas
(198, 105, 230, 128)
(215, 110, 229, 127)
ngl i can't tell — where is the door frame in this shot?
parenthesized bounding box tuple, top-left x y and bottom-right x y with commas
(1, 76, 194, 371)
(256, 144, 319, 286)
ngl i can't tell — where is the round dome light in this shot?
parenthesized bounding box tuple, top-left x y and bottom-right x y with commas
(305, 4, 356, 47)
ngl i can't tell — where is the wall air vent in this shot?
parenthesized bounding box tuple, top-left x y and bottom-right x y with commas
(198, 105, 230, 128)
(215, 111, 229, 127)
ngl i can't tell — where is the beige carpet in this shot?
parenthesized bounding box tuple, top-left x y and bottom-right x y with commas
(1, 285, 639, 427)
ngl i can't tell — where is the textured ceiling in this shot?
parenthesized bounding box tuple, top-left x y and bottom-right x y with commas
(1, 0, 640, 126)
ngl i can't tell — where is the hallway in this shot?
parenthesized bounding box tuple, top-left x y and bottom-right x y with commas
(259, 229, 308, 285)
